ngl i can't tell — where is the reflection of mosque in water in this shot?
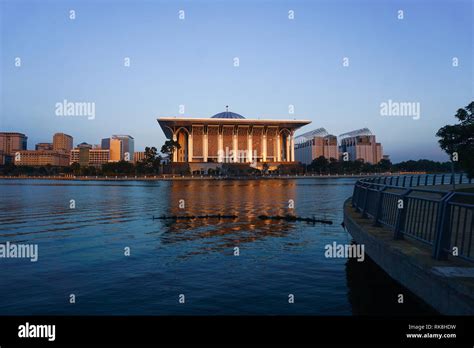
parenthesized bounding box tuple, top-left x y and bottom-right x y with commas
(157, 180, 299, 253)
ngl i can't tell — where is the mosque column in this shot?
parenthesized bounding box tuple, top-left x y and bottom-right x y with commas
(286, 134, 291, 162)
(203, 128, 208, 162)
(247, 133, 253, 164)
(276, 133, 281, 162)
(262, 133, 267, 162)
(218, 129, 223, 163)
(290, 134, 295, 162)
(188, 132, 193, 162)
(232, 128, 238, 163)
(172, 133, 178, 162)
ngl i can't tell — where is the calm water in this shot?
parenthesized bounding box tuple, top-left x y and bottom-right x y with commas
(0, 179, 436, 315)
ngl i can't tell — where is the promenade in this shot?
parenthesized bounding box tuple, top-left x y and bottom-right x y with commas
(344, 175, 474, 314)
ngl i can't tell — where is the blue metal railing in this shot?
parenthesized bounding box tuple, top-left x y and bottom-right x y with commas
(351, 174, 474, 263)
(366, 173, 472, 187)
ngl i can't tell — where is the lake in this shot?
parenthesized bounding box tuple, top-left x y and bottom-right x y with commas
(0, 178, 436, 315)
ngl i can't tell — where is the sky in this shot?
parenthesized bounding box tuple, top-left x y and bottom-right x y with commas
(1, 0, 472, 162)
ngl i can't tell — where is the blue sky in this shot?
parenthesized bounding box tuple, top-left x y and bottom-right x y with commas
(1, 0, 472, 162)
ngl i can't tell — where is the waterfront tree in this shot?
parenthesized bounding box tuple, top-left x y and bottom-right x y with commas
(377, 158, 392, 172)
(102, 160, 134, 176)
(136, 146, 162, 174)
(160, 140, 181, 160)
(436, 101, 474, 178)
(309, 156, 329, 174)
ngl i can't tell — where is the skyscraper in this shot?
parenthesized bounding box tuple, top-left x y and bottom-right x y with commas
(339, 128, 383, 164)
(76, 142, 93, 167)
(109, 138, 122, 162)
(102, 135, 134, 162)
(0, 132, 28, 154)
(294, 128, 339, 164)
(0, 132, 28, 164)
(53, 133, 73, 153)
(112, 135, 134, 162)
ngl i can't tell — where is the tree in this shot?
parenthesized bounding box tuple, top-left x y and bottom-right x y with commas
(436, 101, 474, 178)
(309, 156, 329, 174)
(377, 158, 392, 172)
(327, 157, 341, 174)
(1, 162, 16, 175)
(101, 160, 134, 176)
(70, 162, 81, 176)
(136, 146, 162, 174)
(143, 146, 158, 165)
(161, 140, 181, 160)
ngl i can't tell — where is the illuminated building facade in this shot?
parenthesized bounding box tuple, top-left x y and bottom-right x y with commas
(157, 110, 310, 170)
(294, 128, 339, 164)
(339, 128, 383, 164)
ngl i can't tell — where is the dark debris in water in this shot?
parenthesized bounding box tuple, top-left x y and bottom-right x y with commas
(258, 214, 333, 224)
(153, 214, 238, 220)
(153, 214, 332, 224)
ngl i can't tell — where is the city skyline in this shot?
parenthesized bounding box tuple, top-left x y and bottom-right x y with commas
(1, 0, 472, 163)
(0, 1, 473, 340)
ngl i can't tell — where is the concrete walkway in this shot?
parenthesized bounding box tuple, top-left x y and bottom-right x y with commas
(343, 198, 474, 315)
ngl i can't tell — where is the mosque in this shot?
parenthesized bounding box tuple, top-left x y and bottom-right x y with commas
(157, 108, 311, 172)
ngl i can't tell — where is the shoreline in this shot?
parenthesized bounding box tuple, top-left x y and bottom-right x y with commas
(0, 174, 375, 181)
(343, 198, 474, 314)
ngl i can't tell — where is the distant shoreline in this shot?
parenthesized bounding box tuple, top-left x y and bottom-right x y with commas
(0, 174, 376, 181)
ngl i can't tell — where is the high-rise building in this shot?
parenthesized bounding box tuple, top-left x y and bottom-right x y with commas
(53, 133, 73, 153)
(0, 132, 28, 154)
(109, 138, 122, 162)
(75, 142, 93, 166)
(339, 128, 383, 164)
(101, 135, 134, 162)
(0, 132, 28, 165)
(35, 142, 53, 151)
(112, 135, 134, 162)
(294, 128, 339, 164)
(70, 145, 110, 167)
(101, 138, 110, 150)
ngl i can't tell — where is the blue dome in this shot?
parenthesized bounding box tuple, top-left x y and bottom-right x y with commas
(211, 111, 245, 119)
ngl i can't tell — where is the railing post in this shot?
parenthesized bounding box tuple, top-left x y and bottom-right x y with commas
(433, 192, 455, 260)
(441, 174, 445, 184)
(459, 173, 463, 185)
(373, 186, 386, 226)
(432, 175, 436, 185)
(402, 176, 406, 187)
(352, 184, 359, 207)
(417, 176, 421, 186)
(393, 189, 412, 240)
(425, 175, 428, 186)
(409, 176, 413, 187)
(361, 186, 370, 218)
(396, 177, 400, 186)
